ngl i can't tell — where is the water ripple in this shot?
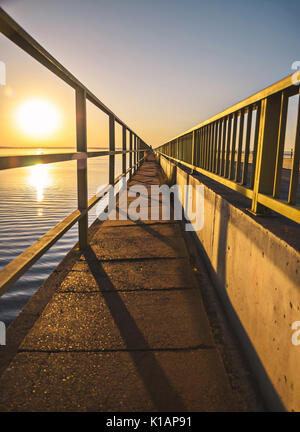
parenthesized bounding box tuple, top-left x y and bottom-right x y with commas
(0, 154, 114, 325)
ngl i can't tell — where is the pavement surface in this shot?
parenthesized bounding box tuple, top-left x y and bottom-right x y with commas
(0, 155, 249, 411)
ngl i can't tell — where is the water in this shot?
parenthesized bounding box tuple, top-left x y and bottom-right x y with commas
(0, 147, 123, 325)
(0, 148, 297, 325)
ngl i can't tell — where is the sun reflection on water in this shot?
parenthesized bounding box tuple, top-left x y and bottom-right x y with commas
(28, 164, 51, 203)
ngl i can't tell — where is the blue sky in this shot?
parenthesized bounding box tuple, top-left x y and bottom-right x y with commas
(1, 0, 300, 146)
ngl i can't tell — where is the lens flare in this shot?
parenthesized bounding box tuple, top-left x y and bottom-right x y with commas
(16, 99, 60, 138)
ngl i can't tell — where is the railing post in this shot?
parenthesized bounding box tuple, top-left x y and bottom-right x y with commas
(191, 130, 195, 173)
(273, 91, 288, 197)
(122, 125, 126, 175)
(139, 139, 142, 166)
(251, 93, 282, 214)
(129, 132, 133, 177)
(200, 129, 204, 168)
(216, 121, 222, 174)
(137, 137, 140, 168)
(242, 108, 253, 185)
(138, 137, 140, 166)
(134, 135, 137, 170)
(225, 117, 232, 178)
(109, 114, 115, 185)
(235, 110, 244, 181)
(288, 87, 300, 204)
(208, 124, 213, 171)
(229, 114, 238, 179)
(250, 103, 261, 189)
(76, 87, 88, 250)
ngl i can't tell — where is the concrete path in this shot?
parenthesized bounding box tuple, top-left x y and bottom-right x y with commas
(0, 156, 245, 411)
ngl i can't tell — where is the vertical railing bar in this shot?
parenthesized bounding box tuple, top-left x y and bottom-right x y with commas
(208, 125, 212, 169)
(194, 131, 198, 167)
(138, 137, 141, 167)
(210, 124, 214, 170)
(122, 125, 126, 175)
(288, 89, 300, 205)
(200, 128, 203, 168)
(209, 123, 214, 171)
(204, 127, 206, 169)
(134, 135, 137, 171)
(242, 107, 253, 185)
(216, 119, 223, 174)
(190, 131, 194, 167)
(129, 132, 133, 175)
(109, 114, 115, 185)
(211, 123, 216, 172)
(235, 108, 245, 182)
(273, 91, 288, 197)
(206, 125, 211, 169)
(203, 127, 207, 169)
(216, 121, 220, 173)
(213, 122, 217, 171)
(139, 138, 142, 166)
(198, 132, 201, 167)
(76, 87, 88, 250)
(211, 122, 216, 172)
(187, 135, 189, 163)
(205, 125, 210, 170)
(225, 115, 232, 178)
(250, 103, 261, 189)
(196, 129, 200, 167)
(180, 138, 183, 161)
(251, 93, 282, 214)
(207, 124, 211, 171)
(251, 99, 267, 213)
(212, 122, 217, 172)
(185, 135, 188, 163)
(220, 117, 228, 176)
(229, 113, 238, 180)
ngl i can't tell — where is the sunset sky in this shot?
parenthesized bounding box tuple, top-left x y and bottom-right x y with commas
(0, 0, 300, 149)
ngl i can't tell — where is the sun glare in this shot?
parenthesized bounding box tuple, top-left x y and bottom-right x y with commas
(16, 99, 60, 138)
(29, 164, 51, 202)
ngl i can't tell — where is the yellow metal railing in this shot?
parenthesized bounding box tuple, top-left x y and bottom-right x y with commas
(156, 73, 300, 224)
(0, 8, 149, 296)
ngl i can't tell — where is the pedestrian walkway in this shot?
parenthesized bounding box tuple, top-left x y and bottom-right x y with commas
(0, 156, 245, 411)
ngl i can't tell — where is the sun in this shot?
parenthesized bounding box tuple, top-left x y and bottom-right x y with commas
(16, 99, 60, 138)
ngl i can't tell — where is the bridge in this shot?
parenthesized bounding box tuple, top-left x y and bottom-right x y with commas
(0, 8, 299, 412)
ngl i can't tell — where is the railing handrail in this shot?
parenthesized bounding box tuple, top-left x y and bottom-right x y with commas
(0, 7, 143, 139)
(158, 72, 297, 146)
(0, 149, 145, 170)
(156, 73, 300, 225)
(0, 8, 150, 297)
(0, 156, 145, 297)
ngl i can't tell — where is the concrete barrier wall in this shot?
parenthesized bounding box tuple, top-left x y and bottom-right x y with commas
(158, 154, 300, 412)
